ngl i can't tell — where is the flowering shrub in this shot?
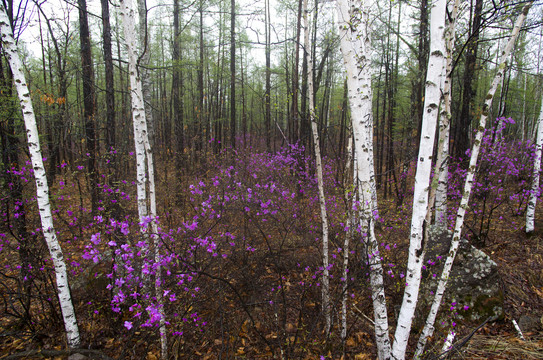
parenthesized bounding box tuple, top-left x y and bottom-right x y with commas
(447, 117, 536, 245)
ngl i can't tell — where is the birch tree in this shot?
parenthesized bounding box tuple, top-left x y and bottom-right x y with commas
(304, 0, 331, 334)
(0, 5, 80, 348)
(137, 0, 155, 147)
(415, 4, 533, 357)
(341, 133, 354, 340)
(391, 0, 447, 357)
(119, 0, 166, 357)
(526, 93, 543, 234)
(336, 1, 391, 357)
(433, 0, 460, 230)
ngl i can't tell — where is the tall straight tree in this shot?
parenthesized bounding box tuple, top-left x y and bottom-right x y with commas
(230, 0, 236, 148)
(336, 0, 391, 358)
(413, 0, 429, 151)
(173, 0, 184, 167)
(264, 0, 271, 150)
(303, 0, 330, 333)
(434, 0, 461, 229)
(392, 0, 447, 357)
(198, 0, 205, 151)
(527, 92, 543, 234)
(454, 0, 483, 159)
(78, 0, 98, 212)
(101, 0, 115, 155)
(0, 5, 80, 348)
(119, 0, 166, 356)
(290, 0, 302, 144)
(137, 0, 156, 148)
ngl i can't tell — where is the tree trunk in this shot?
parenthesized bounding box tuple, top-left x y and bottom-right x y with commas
(414, 0, 429, 154)
(304, 0, 330, 333)
(337, 0, 391, 358)
(527, 92, 543, 233)
(415, 4, 532, 356)
(434, 0, 460, 230)
(0, 6, 81, 347)
(119, 0, 167, 356)
(392, 0, 447, 357)
(78, 0, 98, 212)
(173, 0, 184, 165)
(265, 0, 271, 150)
(455, 0, 483, 160)
(230, 0, 236, 149)
(198, 1, 205, 152)
(290, 0, 302, 144)
(101, 0, 115, 155)
(137, 0, 156, 149)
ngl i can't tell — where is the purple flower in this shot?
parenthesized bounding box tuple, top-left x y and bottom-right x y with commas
(124, 321, 133, 330)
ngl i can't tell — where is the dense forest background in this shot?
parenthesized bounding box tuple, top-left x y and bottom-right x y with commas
(1, 0, 543, 358)
(6, 0, 542, 174)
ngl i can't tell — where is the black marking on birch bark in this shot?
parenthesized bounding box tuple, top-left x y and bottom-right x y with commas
(416, 219, 427, 257)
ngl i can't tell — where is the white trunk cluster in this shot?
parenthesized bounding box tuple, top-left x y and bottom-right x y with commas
(433, 0, 460, 230)
(415, 4, 532, 357)
(303, 0, 331, 334)
(119, 0, 167, 357)
(526, 93, 543, 233)
(336, 1, 391, 358)
(0, 7, 80, 348)
(392, 0, 447, 358)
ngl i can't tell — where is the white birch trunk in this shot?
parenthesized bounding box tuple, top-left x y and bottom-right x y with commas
(0, 8, 80, 348)
(304, 0, 331, 334)
(415, 4, 532, 357)
(336, 1, 391, 357)
(433, 0, 460, 230)
(341, 133, 354, 340)
(137, 0, 155, 147)
(119, 0, 167, 357)
(526, 93, 543, 233)
(392, 0, 447, 358)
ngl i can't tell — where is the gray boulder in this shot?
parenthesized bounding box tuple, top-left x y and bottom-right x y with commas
(420, 226, 503, 322)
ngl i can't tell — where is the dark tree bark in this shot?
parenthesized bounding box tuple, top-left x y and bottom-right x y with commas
(414, 0, 429, 154)
(300, 41, 308, 151)
(101, 0, 115, 156)
(290, 0, 303, 144)
(240, 46, 247, 145)
(198, 1, 205, 152)
(264, 0, 271, 150)
(173, 0, 184, 162)
(455, 0, 483, 160)
(78, 0, 98, 212)
(230, 0, 236, 149)
(137, 0, 156, 149)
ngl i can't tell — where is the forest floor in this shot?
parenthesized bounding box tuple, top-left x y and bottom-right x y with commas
(1, 151, 543, 360)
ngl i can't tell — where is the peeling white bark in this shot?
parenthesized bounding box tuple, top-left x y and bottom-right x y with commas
(415, 4, 532, 358)
(336, 0, 391, 358)
(526, 93, 543, 233)
(392, 0, 447, 358)
(433, 0, 460, 231)
(0, 7, 80, 348)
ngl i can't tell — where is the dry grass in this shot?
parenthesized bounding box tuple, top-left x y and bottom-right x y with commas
(448, 334, 543, 359)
